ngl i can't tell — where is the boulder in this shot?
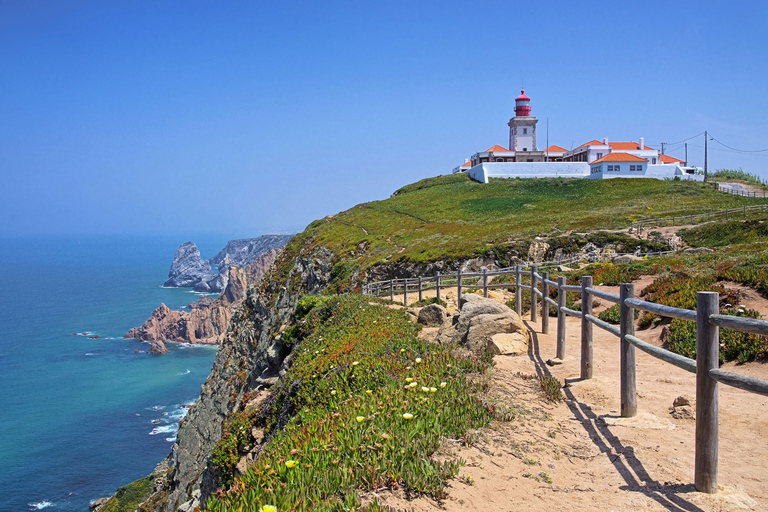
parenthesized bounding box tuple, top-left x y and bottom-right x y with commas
(90, 497, 109, 510)
(418, 304, 447, 326)
(613, 254, 643, 264)
(458, 293, 484, 309)
(149, 339, 168, 354)
(527, 241, 550, 263)
(441, 296, 528, 351)
(488, 332, 528, 355)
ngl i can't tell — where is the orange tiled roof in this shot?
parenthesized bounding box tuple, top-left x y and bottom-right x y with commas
(610, 142, 655, 150)
(575, 139, 606, 149)
(544, 145, 568, 153)
(484, 144, 509, 152)
(660, 154, 685, 164)
(592, 152, 649, 164)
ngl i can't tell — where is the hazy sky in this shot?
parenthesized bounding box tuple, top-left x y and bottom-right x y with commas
(1, 1, 766, 238)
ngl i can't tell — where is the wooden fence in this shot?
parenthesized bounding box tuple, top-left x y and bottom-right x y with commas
(362, 266, 768, 494)
(631, 203, 768, 235)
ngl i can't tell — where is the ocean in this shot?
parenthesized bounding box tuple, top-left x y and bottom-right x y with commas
(0, 235, 228, 512)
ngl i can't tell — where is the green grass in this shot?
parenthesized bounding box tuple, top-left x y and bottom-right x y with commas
(207, 295, 497, 512)
(678, 218, 768, 247)
(711, 169, 767, 186)
(290, 174, 767, 271)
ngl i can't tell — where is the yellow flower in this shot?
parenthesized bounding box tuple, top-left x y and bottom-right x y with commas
(405, 377, 413, 382)
(409, 382, 417, 388)
(421, 386, 430, 392)
(285, 460, 297, 468)
(352, 361, 359, 366)
(259, 506, 277, 512)
(356, 416, 365, 423)
(366, 390, 372, 394)
(440, 382, 447, 388)
(400, 348, 405, 353)
(402, 413, 414, 419)
(415, 358, 422, 363)
(331, 390, 337, 395)
(405, 366, 411, 370)
(430, 387, 437, 393)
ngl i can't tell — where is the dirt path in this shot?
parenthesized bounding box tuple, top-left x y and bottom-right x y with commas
(374, 283, 768, 511)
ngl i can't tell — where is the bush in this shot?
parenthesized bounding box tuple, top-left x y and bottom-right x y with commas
(411, 297, 447, 308)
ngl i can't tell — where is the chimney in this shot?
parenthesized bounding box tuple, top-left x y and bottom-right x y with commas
(639, 137, 644, 150)
(603, 137, 608, 145)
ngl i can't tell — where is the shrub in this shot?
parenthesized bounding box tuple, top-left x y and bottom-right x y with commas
(411, 297, 447, 308)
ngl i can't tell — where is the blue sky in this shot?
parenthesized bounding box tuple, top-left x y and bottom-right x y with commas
(1, 0, 767, 238)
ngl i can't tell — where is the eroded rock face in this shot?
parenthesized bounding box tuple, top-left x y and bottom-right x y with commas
(164, 242, 216, 288)
(153, 244, 335, 511)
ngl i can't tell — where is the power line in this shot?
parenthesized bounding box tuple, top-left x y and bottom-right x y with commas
(709, 134, 768, 153)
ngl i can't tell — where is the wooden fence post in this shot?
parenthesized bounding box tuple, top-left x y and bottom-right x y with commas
(457, 269, 462, 305)
(390, 280, 394, 302)
(418, 277, 423, 302)
(541, 271, 550, 335)
(530, 265, 538, 322)
(483, 268, 488, 298)
(436, 271, 441, 302)
(403, 279, 408, 306)
(515, 265, 522, 316)
(620, 283, 637, 417)
(695, 291, 720, 493)
(557, 276, 567, 360)
(581, 276, 593, 379)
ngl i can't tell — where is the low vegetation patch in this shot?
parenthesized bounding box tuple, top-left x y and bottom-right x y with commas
(678, 218, 768, 248)
(207, 295, 497, 511)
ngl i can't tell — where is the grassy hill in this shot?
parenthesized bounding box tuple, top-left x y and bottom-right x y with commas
(296, 174, 768, 268)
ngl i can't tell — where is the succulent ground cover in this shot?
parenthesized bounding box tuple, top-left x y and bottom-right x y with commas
(207, 294, 499, 511)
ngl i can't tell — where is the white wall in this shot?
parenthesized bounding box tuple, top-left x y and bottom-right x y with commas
(468, 162, 590, 183)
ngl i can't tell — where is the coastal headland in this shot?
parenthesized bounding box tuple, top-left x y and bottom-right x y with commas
(98, 174, 768, 511)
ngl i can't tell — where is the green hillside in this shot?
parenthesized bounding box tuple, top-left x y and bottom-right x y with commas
(297, 174, 767, 268)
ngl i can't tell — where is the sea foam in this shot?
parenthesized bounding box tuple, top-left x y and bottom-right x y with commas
(28, 501, 54, 510)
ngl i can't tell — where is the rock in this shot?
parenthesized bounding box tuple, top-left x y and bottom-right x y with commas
(235, 455, 249, 477)
(458, 293, 484, 309)
(488, 332, 528, 355)
(546, 358, 563, 366)
(134, 349, 141, 353)
(613, 254, 643, 264)
(465, 313, 526, 351)
(418, 304, 447, 326)
(527, 241, 550, 263)
(671, 405, 695, 420)
(149, 339, 168, 354)
(673, 395, 692, 408)
(222, 266, 248, 305)
(188, 296, 215, 310)
(88, 335, 101, 339)
(164, 242, 216, 288)
(90, 497, 109, 510)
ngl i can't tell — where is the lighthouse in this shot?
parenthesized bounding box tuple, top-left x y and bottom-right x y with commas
(508, 89, 538, 153)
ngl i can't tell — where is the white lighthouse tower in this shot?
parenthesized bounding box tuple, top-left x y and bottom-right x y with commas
(508, 89, 538, 153)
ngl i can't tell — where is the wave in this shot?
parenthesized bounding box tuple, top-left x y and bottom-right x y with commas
(149, 425, 177, 436)
(84, 353, 96, 356)
(165, 436, 177, 443)
(176, 369, 191, 376)
(28, 501, 54, 510)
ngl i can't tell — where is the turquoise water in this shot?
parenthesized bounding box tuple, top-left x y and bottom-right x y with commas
(0, 236, 227, 511)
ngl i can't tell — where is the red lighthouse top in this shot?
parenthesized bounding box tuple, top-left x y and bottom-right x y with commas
(515, 89, 531, 117)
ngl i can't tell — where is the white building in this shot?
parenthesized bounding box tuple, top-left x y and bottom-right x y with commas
(453, 89, 704, 182)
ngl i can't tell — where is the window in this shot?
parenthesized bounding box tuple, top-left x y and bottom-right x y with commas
(523, 128, 528, 134)
(596, 152, 603, 159)
(527, 159, 533, 162)
(652, 158, 657, 164)
(607, 165, 620, 172)
(630, 165, 643, 172)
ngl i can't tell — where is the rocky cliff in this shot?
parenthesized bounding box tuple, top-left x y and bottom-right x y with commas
(134, 238, 338, 511)
(163, 242, 216, 288)
(125, 248, 282, 350)
(165, 235, 293, 293)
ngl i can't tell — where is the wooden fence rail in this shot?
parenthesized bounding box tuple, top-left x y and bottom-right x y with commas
(632, 203, 768, 235)
(362, 266, 768, 494)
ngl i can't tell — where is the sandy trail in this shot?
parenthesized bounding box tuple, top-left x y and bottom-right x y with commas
(372, 283, 768, 512)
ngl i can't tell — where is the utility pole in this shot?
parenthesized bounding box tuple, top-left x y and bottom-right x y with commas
(704, 131, 708, 181)
(661, 142, 666, 155)
(685, 143, 688, 166)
